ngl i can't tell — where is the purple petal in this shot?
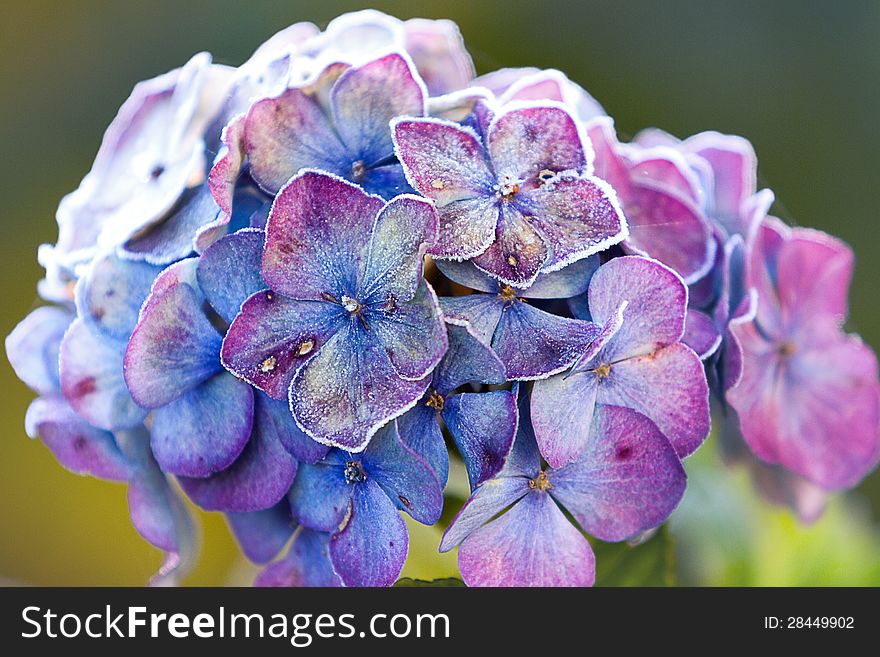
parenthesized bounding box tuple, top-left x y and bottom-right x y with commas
(244, 89, 347, 194)
(518, 175, 626, 273)
(596, 343, 711, 458)
(392, 118, 496, 259)
(627, 151, 703, 205)
(550, 404, 687, 542)
(458, 492, 595, 587)
(439, 476, 531, 552)
(208, 114, 246, 217)
(728, 320, 880, 489)
(359, 194, 437, 303)
(262, 171, 384, 300)
(76, 252, 161, 342)
(330, 53, 425, 165)
(6, 306, 71, 396)
(487, 105, 587, 179)
(434, 319, 506, 394)
(492, 300, 601, 380)
(396, 405, 448, 487)
(25, 396, 132, 481)
(586, 117, 633, 194)
(59, 319, 147, 431)
(197, 228, 267, 323)
(530, 370, 599, 469)
(497, 69, 605, 122)
(587, 255, 687, 361)
(439, 294, 504, 346)
(329, 478, 408, 587)
(471, 202, 549, 287)
(178, 394, 297, 512)
(621, 181, 714, 283)
(124, 270, 223, 408)
(256, 529, 342, 587)
(220, 292, 343, 400)
(362, 421, 443, 524)
(151, 372, 254, 477)
(258, 393, 329, 464)
(683, 309, 722, 360)
(367, 280, 447, 380)
(289, 460, 351, 532)
(443, 391, 518, 489)
(226, 504, 296, 564)
(289, 323, 431, 451)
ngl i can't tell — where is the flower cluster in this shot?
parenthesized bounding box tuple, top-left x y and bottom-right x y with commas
(7, 10, 879, 586)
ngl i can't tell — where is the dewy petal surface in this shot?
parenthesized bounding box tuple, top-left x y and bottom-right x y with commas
(458, 492, 595, 587)
(550, 405, 687, 542)
(262, 171, 384, 301)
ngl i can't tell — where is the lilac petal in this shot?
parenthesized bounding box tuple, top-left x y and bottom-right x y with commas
(597, 343, 711, 458)
(728, 321, 880, 489)
(434, 320, 506, 394)
(775, 229, 853, 326)
(289, 323, 431, 451)
(226, 504, 295, 564)
(439, 294, 504, 346)
(330, 53, 425, 165)
(367, 280, 447, 380)
(551, 404, 687, 542)
(443, 390, 518, 489)
(329, 478, 408, 587)
(24, 396, 132, 481)
(360, 194, 437, 303)
(404, 18, 474, 95)
(59, 319, 147, 431)
(121, 184, 222, 266)
(487, 105, 587, 179)
(76, 252, 162, 342)
(151, 371, 254, 477)
(262, 171, 384, 301)
(472, 202, 549, 287)
(683, 308, 722, 360)
(258, 393, 329, 464)
(432, 197, 500, 260)
(124, 275, 223, 408)
(244, 89, 347, 194)
(179, 395, 297, 512)
(6, 306, 71, 395)
(530, 370, 599, 469)
(458, 492, 595, 587)
(392, 118, 494, 206)
(571, 300, 626, 372)
(118, 429, 196, 583)
(685, 132, 757, 234)
(440, 477, 530, 552)
(288, 461, 351, 532)
(519, 175, 627, 273)
(492, 300, 601, 380)
(220, 292, 343, 400)
(586, 117, 634, 193)
(362, 422, 443, 524)
(519, 256, 598, 300)
(587, 255, 687, 361)
(256, 529, 342, 587)
(396, 405, 448, 486)
(498, 69, 605, 122)
(197, 228, 267, 323)
(628, 152, 703, 205)
(621, 181, 714, 283)
(208, 113, 246, 217)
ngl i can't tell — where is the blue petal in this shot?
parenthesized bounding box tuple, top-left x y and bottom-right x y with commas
(6, 306, 72, 396)
(288, 460, 351, 532)
(396, 404, 448, 487)
(150, 371, 254, 477)
(256, 529, 342, 587)
(433, 319, 506, 395)
(197, 228, 267, 324)
(227, 503, 296, 564)
(257, 393, 329, 464)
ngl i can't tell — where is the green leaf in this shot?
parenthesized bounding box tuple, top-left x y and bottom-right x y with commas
(591, 525, 676, 587)
(393, 577, 465, 587)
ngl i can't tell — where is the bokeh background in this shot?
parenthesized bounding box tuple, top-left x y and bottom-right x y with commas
(2, 0, 879, 585)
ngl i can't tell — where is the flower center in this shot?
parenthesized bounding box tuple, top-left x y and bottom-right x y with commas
(344, 460, 367, 484)
(495, 174, 522, 199)
(778, 341, 796, 359)
(341, 295, 361, 314)
(593, 363, 612, 380)
(529, 471, 552, 492)
(426, 390, 445, 411)
(351, 160, 366, 181)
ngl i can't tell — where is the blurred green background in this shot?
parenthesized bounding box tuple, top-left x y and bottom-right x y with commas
(1, 0, 879, 585)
